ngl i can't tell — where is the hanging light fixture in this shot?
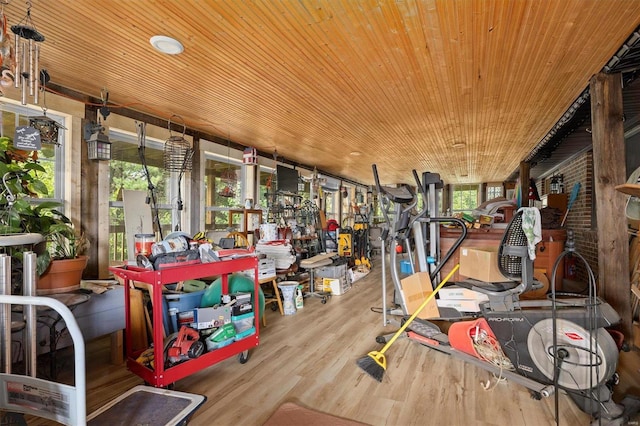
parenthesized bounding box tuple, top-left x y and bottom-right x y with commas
(85, 122, 111, 160)
(11, 0, 45, 105)
(84, 89, 112, 160)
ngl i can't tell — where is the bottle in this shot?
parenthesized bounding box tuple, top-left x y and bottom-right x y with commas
(295, 285, 304, 309)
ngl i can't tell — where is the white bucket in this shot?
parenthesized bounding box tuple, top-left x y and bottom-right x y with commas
(278, 281, 299, 315)
(260, 223, 278, 241)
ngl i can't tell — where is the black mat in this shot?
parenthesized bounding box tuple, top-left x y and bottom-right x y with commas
(88, 387, 204, 426)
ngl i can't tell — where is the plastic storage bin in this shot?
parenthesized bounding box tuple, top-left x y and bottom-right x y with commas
(232, 312, 255, 334)
(163, 287, 207, 334)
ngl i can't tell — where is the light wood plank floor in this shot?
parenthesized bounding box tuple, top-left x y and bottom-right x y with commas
(20, 256, 640, 425)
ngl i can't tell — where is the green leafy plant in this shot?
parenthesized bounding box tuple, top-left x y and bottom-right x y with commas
(0, 136, 87, 275)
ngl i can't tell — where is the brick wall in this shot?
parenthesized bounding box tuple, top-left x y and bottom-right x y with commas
(544, 151, 598, 284)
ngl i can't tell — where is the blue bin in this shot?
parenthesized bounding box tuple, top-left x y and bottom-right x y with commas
(163, 287, 206, 334)
(400, 260, 413, 275)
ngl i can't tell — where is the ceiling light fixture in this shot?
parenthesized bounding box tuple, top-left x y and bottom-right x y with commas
(150, 35, 184, 55)
(350, 151, 362, 156)
(452, 142, 466, 149)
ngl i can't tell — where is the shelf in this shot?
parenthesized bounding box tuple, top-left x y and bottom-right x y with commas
(109, 257, 259, 388)
(616, 184, 640, 198)
(229, 209, 263, 245)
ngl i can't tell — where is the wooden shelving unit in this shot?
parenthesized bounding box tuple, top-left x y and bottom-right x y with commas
(228, 209, 263, 245)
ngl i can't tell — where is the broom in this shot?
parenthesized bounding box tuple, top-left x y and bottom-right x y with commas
(357, 264, 459, 382)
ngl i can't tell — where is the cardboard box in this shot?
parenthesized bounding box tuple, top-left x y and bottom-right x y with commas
(399, 272, 440, 319)
(459, 246, 508, 282)
(438, 286, 489, 302)
(189, 306, 231, 330)
(321, 277, 350, 296)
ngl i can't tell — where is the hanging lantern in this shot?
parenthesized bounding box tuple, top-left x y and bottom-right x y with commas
(550, 174, 560, 194)
(85, 89, 112, 159)
(85, 122, 111, 160)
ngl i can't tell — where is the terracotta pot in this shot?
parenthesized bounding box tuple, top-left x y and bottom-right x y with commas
(37, 255, 89, 295)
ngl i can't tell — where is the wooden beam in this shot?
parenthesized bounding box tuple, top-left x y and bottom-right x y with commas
(81, 105, 100, 279)
(189, 135, 202, 234)
(590, 72, 631, 338)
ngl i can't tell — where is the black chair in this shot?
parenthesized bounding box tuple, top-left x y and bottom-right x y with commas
(461, 208, 541, 311)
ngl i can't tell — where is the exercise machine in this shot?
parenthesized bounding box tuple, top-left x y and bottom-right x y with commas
(372, 164, 639, 424)
(372, 165, 464, 322)
(408, 209, 639, 423)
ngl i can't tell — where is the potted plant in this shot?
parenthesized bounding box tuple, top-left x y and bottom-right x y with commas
(0, 136, 88, 294)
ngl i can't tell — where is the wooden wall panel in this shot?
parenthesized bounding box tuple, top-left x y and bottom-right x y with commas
(590, 72, 631, 338)
(1, 1, 638, 185)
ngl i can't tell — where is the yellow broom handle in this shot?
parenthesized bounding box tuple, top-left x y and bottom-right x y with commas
(379, 264, 459, 354)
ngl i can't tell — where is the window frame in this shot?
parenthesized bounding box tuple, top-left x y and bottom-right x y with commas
(0, 101, 67, 208)
(486, 183, 503, 200)
(451, 184, 479, 213)
(202, 151, 245, 231)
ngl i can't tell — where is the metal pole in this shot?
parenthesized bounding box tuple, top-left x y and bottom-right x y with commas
(23, 252, 38, 377)
(381, 237, 387, 326)
(0, 254, 11, 374)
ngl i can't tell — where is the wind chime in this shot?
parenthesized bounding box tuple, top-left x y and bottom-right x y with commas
(10, 0, 45, 105)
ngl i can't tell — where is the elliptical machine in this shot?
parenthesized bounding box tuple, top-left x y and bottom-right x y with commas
(372, 163, 638, 424)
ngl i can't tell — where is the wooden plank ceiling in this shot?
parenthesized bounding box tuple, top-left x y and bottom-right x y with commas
(3, 0, 640, 186)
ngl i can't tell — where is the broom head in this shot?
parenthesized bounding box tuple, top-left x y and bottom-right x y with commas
(357, 350, 386, 382)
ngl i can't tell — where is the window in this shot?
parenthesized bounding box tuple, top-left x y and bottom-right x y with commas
(203, 154, 243, 231)
(452, 184, 478, 213)
(0, 102, 66, 208)
(486, 184, 503, 200)
(340, 183, 354, 227)
(258, 165, 275, 210)
(108, 130, 174, 262)
(324, 190, 337, 221)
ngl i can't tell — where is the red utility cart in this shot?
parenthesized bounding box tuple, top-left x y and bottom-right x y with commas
(109, 257, 259, 388)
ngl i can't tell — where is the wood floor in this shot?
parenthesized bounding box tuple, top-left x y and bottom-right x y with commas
(20, 256, 640, 425)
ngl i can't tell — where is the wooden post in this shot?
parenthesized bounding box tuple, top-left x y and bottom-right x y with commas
(189, 135, 202, 234)
(519, 162, 530, 207)
(81, 105, 100, 279)
(590, 72, 631, 338)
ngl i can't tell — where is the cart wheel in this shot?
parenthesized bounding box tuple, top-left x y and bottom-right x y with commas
(238, 350, 249, 364)
(271, 303, 278, 311)
(321, 297, 327, 304)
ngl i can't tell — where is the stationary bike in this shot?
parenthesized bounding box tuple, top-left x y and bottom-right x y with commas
(373, 164, 637, 424)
